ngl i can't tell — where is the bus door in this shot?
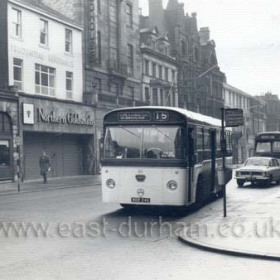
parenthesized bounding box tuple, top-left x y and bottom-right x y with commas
(210, 129, 216, 192)
(187, 125, 195, 203)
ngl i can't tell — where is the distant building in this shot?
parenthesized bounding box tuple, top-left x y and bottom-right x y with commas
(258, 92, 280, 131)
(0, 0, 96, 180)
(144, 0, 225, 118)
(139, 25, 178, 107)
(223, 83, 266, 162)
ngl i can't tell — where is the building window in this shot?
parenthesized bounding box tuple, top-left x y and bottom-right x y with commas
(165, 67, 169, 81)
(152, 88, 158, 105)
(12, 8, 21, 37)
(127, 44, 133, 75)
(65, 29, 73, 53)
(127, 86, 134, 98)
(159, 65, 163, 80)
(93, 78, 101, 94)
(160, 89, 164, 105)
(145, 60, 149, 75)
(66, 71, 73, 99)
(145, 87, 150, 103)
(35, 64, 55, 96)
(13, 58, 23, 90)
(126, 3, 133, 27)
(40, 19, 48, 45)
(152, 63, 157, 77)
(97, 0, 101, 14)
(97, 31, 102, 64)
(172, 70, 176, 82)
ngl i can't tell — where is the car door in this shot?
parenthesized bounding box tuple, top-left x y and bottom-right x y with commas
(273, 159, 280, 180)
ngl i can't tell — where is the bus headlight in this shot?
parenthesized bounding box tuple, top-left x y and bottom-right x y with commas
(106, 179, 116, 189)
(167, 180, 178, 191)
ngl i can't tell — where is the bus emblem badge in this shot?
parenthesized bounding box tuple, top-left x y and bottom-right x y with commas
(137, 188, 145, 197)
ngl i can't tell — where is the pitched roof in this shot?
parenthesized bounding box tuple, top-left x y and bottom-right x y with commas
(11, 0, 82, 29)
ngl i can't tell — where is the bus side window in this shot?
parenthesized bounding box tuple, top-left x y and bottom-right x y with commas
(273, 141, 280, 152)
(204, 129, 211, 160)
(216, 130, 221, 158)
(196, 127, 203, 163)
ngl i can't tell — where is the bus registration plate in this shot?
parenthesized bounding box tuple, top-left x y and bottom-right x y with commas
(131, 197, 150, 203)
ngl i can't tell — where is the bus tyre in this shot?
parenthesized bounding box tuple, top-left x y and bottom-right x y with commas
(194, 176, 205, 209)
(237, 179, 245, 187)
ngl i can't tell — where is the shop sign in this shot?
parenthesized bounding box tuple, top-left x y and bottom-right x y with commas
(38, 108, 94, 126)
(23, 103, 35, 124)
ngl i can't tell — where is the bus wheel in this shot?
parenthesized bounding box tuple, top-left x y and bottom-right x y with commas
(237, 179, 245, 187)
(194, 176, 205, 209)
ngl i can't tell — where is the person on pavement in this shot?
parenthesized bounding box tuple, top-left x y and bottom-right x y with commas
(39, 151, 51, 184)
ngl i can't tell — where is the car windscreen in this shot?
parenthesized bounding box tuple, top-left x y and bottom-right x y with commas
(245, 158, 270, 166)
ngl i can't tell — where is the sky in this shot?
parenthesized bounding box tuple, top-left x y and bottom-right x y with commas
(139, 0, 280, 97)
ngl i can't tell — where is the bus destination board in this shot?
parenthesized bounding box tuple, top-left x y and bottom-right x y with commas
(118, 111, 170, 122)
(118, 112, 152, 121)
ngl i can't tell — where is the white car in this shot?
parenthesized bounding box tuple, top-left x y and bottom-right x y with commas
(235, 157, 280, 187)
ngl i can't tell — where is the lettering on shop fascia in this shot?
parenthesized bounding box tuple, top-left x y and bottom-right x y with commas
(10, 44, 73, 67)
(38, 108, 94, 126)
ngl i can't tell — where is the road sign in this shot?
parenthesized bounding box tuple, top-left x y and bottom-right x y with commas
(225, 108, 244, 127)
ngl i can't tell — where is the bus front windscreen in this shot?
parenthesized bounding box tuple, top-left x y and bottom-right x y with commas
(256, 142, 272, 153)
(104, 125, 185, 160)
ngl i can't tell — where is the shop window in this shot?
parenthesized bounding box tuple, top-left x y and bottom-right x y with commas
(12, 8, 21, 38)
(40, 19, 48, 46)
(0, 113, 11, 133)
(0, 140, 10, 167)
(65, 29, 73, 53)
(35, 64, 55, 96)
(13, 58, 23, 90)
(66, 71, 73, 99)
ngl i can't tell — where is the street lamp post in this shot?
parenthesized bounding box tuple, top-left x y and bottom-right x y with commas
(244, 103, 264, 158)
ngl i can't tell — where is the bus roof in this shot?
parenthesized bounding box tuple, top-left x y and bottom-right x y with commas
(105, 106, 225, 128)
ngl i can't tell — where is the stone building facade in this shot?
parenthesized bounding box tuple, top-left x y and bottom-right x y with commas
(0, 89, 20, 181)
(223, 83, 266, 163)
(258, 92, 280, 132)
(139, 25, 178, 107)
(0, 0, 97, 180)
(144, 0, 225, 119)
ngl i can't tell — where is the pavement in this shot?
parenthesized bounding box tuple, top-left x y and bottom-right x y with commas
(0, 175, 101, 196)
(179, 175, 280, 261)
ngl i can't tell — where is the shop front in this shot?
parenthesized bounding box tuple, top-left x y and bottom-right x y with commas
(0, 90, 20, 181)
(20, 95, 96, 180)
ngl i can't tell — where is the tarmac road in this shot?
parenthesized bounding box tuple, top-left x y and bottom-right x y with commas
(0, 177, 280, 280)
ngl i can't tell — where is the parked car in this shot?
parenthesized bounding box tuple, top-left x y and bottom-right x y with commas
(235, 157, 280, 187)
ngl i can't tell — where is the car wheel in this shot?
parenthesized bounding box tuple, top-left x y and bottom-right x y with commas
(266, 175, 273, 187)
(237, 179, 245, 187)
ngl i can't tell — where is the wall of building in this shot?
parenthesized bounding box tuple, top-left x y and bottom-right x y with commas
(7, 1, 83, 102)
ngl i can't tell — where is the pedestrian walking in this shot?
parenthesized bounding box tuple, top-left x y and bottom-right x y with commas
(39, 151, 51, 183)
